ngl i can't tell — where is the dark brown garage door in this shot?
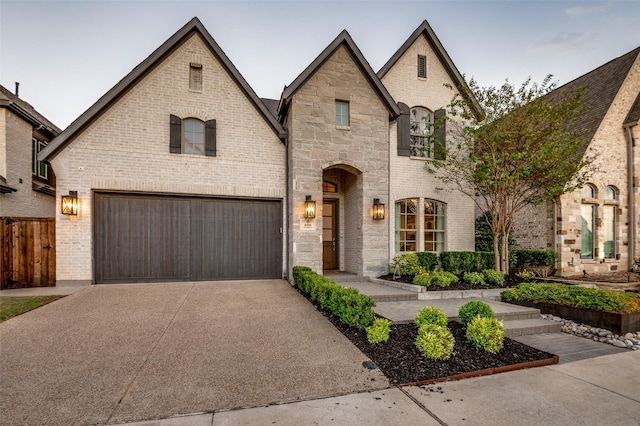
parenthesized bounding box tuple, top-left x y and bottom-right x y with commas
(94, 193, 282, 283)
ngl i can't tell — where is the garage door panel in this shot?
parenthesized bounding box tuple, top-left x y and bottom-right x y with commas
(95, 193, 281, 283)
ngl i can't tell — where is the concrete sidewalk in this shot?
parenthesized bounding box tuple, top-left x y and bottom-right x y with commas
(114, 350, 640, 426)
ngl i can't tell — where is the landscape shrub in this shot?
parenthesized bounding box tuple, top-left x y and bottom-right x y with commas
(416, 252, 439, 272)
(414, 306, 448, 329)
(429, 271, 458, 288)
(466, 316, 504, 353)
(463, 271, 486, 286)
(512, 249, 558, 277)
(292, 266, 376, 329)
(483, 269, 505, 287)
(501, 283, 640, 314)
(366, 318, 392, 344)
(440, 251, 494, 274)
(458, 300, 494, 327)
(515, 269, 536, 280)
(413, 273, 431, 286)
(415, 324, 455, 360)
(390, 253, 422, 276)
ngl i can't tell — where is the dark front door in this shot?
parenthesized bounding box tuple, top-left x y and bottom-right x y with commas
(94, 193, 282, 283)
(322, 200, 337, 270)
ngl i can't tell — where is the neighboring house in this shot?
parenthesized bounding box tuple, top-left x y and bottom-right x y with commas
(0, 84, 60, 217)
(40, 18, 480, 285)
(512, 47, 640, 277)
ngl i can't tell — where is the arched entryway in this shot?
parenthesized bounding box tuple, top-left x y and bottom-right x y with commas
(322, 165, 363, 274)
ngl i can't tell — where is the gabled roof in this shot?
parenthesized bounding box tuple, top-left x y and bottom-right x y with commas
(278, 30, 400, 119)
(0, 85, 61, 138)
(549, 46, 639, 146)
(377, 20, 483, 120)
(624, 91, 640, 127)
(41, 17, 286, 161)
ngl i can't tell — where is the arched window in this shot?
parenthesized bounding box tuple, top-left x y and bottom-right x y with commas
(183, 118, 205, 155)
(410, 107, 433, 157)
(424, 200, 445, 253)
(603, 186, 618, 259)
(395, 198, 446, 253)
(580, 184, 596, 259)
(395, 198, 417, 252)
(322, 181, 337, 193)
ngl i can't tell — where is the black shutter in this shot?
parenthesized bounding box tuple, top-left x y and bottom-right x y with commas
(170, 114, 182, 154)
(205, 119, 217, 157)
(434, 109, 446, 160)
(397, 102, 411, 156)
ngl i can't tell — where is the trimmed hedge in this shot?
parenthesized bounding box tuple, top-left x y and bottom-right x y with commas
(416, 252, 439, 272)
(292, 266, 376, 329)
(512, 249, 557, 267)
(501, 283, 640, 314)
(440, 251, 494, 274)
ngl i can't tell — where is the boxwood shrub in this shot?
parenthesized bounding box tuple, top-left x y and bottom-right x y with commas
(292, 266, 376, 329)
(458, 300, 494, 327)
(366, 318, 392, 344)
(502, 283, 640, 314)
(414, 306, 448, 328)
(415, 324, 455, 360)
(416, 252, 439, 272)
(463, 271, 486, 286)
(483, 269, 505, 287)
(390, 253, 423, 276)
(466, 316, 504, 353)
(440, 251, 494, 274)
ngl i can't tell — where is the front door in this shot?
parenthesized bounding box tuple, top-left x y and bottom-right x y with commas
(322, 200, 337, 270)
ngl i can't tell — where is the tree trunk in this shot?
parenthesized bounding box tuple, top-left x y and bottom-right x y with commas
(501, 230, 509, 274)
(493, 232, 500, 271)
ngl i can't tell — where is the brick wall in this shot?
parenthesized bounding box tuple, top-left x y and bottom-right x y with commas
(50, 34, 286, 284)
(0, 108, 55, 217)
(381, 33, 476, 261)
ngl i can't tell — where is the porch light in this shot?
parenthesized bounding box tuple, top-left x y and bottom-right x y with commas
(61, 191, 79, 215)
(304, 195, 316, 219)
(373, 198, 385, 220)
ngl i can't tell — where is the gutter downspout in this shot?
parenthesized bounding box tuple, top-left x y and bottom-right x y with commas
(284, 132, 290, 282)
(625, 125, 636, 270)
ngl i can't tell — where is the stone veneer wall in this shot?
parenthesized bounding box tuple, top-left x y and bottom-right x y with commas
(287, 44, 390, 278)
(50, 33, 285, 285)
(0, 108, 55, 217)
(381, 33, 476, 260)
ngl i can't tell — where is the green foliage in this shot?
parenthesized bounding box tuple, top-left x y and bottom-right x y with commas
(515, 269, 536, 280)
(475, 213, 516, 265)
(463, 271, 486, 286)
(292, 266, 376, 329)
(458, 300, 494, 327)
(483, 269, 505, 287)
(413, 273, 431, 286)
(366, 318, 392, 344)
(512, 249, 558, 267)
(501, 283, 640, 314)
(430, 271, 458, 288)
(390, 253, 423, 276)
(414, 306, 449, 329)
(440, 251, 494, 274)
(416, 252, 439, 272)
(415, 324, 455, 360)
(466, 317, 504, 353)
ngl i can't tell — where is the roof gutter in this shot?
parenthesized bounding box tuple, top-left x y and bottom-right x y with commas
(624, 123, 636, 270)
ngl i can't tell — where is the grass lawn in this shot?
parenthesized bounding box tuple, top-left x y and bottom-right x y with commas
(0, 296, 65, 323)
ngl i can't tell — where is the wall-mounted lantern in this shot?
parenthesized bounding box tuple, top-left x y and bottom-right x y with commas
(373, 198, 385, 220)
(304, 195, 316, 219)
(61, 191, 79, 215)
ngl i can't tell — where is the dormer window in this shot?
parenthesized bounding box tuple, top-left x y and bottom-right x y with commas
(189, 63, 202, 91)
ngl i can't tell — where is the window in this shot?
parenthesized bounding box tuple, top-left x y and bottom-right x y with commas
(417, 55, 426, 78)
(424, 200, 445, 252)
(183, 118, 205, 155)
(410, 107, 433, 157)
(580, 184, 596, 259)
(322, 181, 337, 193)
(169, 115, 216, 156)
(336, 101, 349, 127)
(32, 138, 47, 179)
(395, 199, 417, 252)
(603, 186, 618, 259)
(189, 63, 202, 91)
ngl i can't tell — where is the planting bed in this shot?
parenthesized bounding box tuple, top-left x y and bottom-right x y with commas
(299, 289, 557, 385)
(378, 274, 526, 290)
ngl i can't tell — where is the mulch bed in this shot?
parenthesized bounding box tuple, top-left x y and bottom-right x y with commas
(298, 288, 556, 386)
(378, 273, 525, 289)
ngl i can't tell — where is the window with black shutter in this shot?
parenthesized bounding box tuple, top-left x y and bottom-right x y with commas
(169, 115, 216, 156)
(418, 55, 427, 78)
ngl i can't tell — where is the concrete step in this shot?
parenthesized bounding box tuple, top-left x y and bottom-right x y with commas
(503, 318, 562, 338)
(326, 274, 367, 283)
(371, 293, 419, 303)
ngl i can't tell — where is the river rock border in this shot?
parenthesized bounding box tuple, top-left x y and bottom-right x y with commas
(541, 314, 640, 351)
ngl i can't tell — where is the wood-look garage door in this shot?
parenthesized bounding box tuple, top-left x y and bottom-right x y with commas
(94, 193, 282, 283)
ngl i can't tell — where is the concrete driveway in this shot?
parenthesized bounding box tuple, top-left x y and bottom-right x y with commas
(0, 280, 388, 425)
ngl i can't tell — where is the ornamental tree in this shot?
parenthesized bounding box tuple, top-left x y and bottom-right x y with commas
(433, 76, 596, 273)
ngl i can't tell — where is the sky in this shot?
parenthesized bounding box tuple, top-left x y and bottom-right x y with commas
(1, 0, 639, 130)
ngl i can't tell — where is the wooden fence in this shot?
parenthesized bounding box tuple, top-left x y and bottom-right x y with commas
(0, 217, 55, 289)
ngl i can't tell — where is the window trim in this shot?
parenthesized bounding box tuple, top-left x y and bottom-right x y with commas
(335, 100, 350, 127)
(603, 186, 618, 259)
(395, 198, 446, 254)
(32, 138, 48, 179)
(410, 107, 434, 158)
(182, 118, 205, 155)
(395, 199, 418, 252)
(189, 63, 203, 92)
(417, 55, 427, 79)
(424, 199, 445, 253)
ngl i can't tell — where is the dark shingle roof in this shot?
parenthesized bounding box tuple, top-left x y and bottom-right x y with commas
(0, 85, 61, 136)
(260, 98, 279, 119)
(624, 91, 640, 126)
(549, 46, 639, 145)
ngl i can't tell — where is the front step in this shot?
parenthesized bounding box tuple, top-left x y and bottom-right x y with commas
(503, 318, 562, 338)
(371, 294, 418, 303)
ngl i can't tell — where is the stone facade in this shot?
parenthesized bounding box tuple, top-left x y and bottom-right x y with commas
(512, 49, 640, 276)
(0, 87, 59, 218)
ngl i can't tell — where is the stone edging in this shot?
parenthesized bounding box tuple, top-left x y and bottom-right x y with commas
(369, 278, 505, 300)
(543, 314, 640, 351)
